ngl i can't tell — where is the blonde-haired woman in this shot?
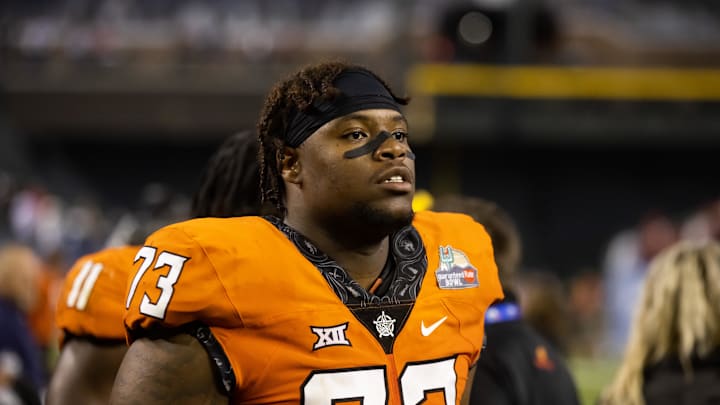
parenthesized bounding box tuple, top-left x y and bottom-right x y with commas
(601, 241, 720, 405)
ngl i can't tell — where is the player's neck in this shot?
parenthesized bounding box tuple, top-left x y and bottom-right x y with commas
(327, 239, 390, 290)
(283, 215, 391, 289)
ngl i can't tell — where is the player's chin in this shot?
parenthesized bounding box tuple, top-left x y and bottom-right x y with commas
(375, 202, 415, 229)
(354, 200, 414, 230)
(393, 208, 415, 228)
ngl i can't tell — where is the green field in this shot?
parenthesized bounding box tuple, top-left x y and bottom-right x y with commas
(569, 357, 619, 405)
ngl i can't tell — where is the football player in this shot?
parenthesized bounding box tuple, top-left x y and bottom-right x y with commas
(114, 62, 504, 404)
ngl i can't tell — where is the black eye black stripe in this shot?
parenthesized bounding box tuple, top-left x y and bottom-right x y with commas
(343, 131, 416, 160)
(343, 131, 390, 159)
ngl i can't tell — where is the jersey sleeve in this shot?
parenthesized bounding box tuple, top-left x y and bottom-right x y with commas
(123, 224, 241, 343)
(56, 246, 138, 345)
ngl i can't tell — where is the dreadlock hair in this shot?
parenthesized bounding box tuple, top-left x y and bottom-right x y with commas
(601, 241, 720, 405)
(256, 60, 409, 217)
(191, 130, 264, 218)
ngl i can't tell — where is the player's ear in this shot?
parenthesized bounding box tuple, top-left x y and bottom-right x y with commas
(279, 147, 301, 184)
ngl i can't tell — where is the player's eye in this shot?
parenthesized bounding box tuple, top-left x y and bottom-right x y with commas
(391, 131, 408, 141)
(344, 130, 368, 140)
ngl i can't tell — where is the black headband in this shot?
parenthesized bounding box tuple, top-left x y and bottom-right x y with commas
(284, 69, 403, 147)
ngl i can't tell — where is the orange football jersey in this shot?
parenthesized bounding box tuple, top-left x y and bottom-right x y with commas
(124, 211, 502, 404)
(56, 245, 139, 346)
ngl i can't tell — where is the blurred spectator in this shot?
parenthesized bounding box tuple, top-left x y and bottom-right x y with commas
(0, 244, 45, 403)
(601, 241, 720, 405)
(567, 269, 605, 357)
(681, 198, 720, 243)
(602, 211, 679, 356)
(514, 269, 574, 355)
(432, 194, 580, 405)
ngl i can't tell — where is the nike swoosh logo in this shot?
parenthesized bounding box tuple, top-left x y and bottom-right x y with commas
(421, 316, 448, 336)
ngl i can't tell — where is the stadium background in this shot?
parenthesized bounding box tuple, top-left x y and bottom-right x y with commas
(1, 0, 719, 403)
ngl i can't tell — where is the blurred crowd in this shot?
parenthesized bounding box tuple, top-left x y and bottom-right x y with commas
(0, 171, 189, 269)
(2, 0, 720, 68)
(428, 197, 720, 363)
(3, 0, 401, 63)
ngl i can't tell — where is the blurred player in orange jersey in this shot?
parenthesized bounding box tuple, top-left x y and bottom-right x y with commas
(112, 61, 503, 404)
(46, 130, 264, 405)
(48, 244, 139, 405)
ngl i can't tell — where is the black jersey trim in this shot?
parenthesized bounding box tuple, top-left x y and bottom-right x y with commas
(185, 322, 235, 397)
